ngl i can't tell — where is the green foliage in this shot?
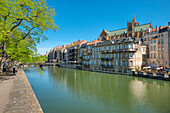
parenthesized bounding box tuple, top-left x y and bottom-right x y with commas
(152, 70, 158, 73)
(163, 71, 167, 74)
(144, 69, 149, 72)
(136, 69, 140, 72)
(0, 0, 58, 67)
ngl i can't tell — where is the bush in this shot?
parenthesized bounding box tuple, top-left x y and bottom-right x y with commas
(152, 70, 158, 73)
(163, 71, 167, 74)
(144, 69, 149, 72)
(136, 69, 139, 72)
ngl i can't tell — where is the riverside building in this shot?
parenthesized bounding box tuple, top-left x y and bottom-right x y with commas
(91, 37, 146, 74)
(142, 23, 170, 69)
(81, 39, 102, 70)
(47, 17, 170, 72)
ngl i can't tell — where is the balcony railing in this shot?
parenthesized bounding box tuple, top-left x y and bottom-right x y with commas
(101, 48, 138, 54)
(101, 64, 113, 68)
(101, 58, 113, 61)
(84, 64, 90, 66)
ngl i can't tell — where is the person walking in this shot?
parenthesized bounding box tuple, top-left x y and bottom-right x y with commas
(13, 65, 16, 75)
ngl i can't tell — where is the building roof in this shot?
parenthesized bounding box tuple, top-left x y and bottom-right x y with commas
(106, 23, 151, 36)
(150, 25, 168, 33)
(87, 39, 102, 45)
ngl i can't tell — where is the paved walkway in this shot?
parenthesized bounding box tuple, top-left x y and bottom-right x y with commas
(0, 75, 15, 113)
(3, 69, 43, 113)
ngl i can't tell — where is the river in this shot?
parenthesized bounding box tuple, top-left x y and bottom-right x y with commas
(24, 67, 170, 113)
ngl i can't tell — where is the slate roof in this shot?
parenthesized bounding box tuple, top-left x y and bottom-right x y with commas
(106, 23, 151, 36)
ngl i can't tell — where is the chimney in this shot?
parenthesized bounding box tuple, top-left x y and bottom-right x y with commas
(156, 25, 158, 32)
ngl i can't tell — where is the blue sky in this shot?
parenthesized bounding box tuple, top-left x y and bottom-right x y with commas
(37, 0, 170, 55)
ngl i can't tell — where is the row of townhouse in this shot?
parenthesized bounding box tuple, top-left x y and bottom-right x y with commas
(46, 17, 170, 74)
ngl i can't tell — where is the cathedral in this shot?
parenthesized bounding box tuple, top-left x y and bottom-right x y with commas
(98, 16, 153, 41)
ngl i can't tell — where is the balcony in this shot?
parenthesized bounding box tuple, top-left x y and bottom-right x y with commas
(119, 48, 138, 52)
(84, 64, 90, 67)
(101, 58, 113, 61)
(109, 48, 138, 53)
(101, 50, 109, 54)
(84, 58, 90, 61)
(101, 64, 113, 68)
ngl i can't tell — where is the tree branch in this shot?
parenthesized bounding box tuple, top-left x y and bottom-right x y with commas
(10, 19, 23, 32)
(23, 27, 35, 39)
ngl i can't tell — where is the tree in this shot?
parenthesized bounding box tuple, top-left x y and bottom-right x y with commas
(0, 0, 58, 72)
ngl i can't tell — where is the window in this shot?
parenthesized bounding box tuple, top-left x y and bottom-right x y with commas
(117, 53, 119, 58)
(148, 37, 150, 40)
(159, 54, 161, 58)
(122, 45, 125, 49)
(144, 38, 146, 41)
(151, 46, 153, 51)
(162, 46, 164, 51)
(99, 61, 101, 64)
(130, 61, 133, 66)
(151, 53, 152, 58)
(161, 34, 164, 37)
(114, 54, 116, 58)
(129, 53, 134, 58)
(158, 46, 160, 51)
(158, 35, 160, 38)
(116, 61, 118, 65)
(154, 53, 156, 58)
(161, 39, 164, 44)
(109, 61, 111, 66)
(154, 46, 156, 51)
(154, 40, 156, 43)
(162, 54, 164, 59)
(158, 39, 160, 44)
(120, 53, 122, 58)
(148, 42, 150, 46)
(130, 44, 133, 48)
(151, 40, 153, 44)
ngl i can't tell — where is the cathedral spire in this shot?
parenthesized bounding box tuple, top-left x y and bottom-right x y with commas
(133, 14, 136, 22)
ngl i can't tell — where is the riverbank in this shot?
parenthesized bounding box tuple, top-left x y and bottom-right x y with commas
(2, 69, 43, 113)
(59, 66, 170, 81)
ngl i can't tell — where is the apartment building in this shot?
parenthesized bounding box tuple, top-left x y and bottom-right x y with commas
(66, 40, 87, 68)
(142, 23, 170, 69)
(91, 37, 146, 74)
(82, 39, 102, 70)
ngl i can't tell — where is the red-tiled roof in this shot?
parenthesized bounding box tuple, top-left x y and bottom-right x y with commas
(87, 39, 102, 45)
(150, 25, 168, 33)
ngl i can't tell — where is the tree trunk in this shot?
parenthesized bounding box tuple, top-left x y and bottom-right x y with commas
(0, 41, 6, 73)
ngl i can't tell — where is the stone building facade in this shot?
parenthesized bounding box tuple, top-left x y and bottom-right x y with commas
(142, 24, 170, 69)
(91, 38, 146, 74)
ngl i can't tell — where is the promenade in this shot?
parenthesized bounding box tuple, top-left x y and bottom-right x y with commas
(0, 69, 43, 113)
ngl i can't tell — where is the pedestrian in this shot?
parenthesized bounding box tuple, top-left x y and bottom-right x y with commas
(13, 65, 16, 75)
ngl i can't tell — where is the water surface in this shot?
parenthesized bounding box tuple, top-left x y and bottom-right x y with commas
(25, 67, 170, 113)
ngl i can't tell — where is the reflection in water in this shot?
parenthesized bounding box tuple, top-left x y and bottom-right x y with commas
(25, 67, 170, 113)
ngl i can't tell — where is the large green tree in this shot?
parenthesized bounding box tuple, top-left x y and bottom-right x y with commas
(0, 0, 58, 72)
